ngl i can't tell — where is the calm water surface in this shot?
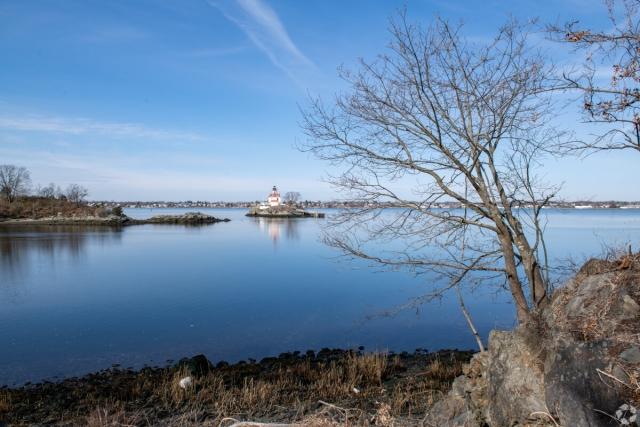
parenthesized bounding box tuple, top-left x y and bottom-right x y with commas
(1, 208, 640, 385)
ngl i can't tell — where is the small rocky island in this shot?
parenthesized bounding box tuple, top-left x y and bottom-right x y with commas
(246, 186, 325, 218)
(127, 212, 231, 225)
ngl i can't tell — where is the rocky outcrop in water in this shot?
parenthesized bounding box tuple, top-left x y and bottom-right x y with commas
(128, 212, 231, 225)
(425, 254, 640, 427)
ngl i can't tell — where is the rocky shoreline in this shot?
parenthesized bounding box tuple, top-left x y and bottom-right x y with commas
(0, 212, 230, 226)
(0, 348, 473, 426)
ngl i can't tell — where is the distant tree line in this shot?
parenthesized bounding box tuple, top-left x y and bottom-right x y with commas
(0, 164, 89, 206)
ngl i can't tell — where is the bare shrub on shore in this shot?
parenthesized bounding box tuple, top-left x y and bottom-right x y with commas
(65, 183, 89, 206)
(0, 164, 31, 203)
(35, 182, 63, 199)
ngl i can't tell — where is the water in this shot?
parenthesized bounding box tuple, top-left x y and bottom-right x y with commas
(1, 208, 640, 385)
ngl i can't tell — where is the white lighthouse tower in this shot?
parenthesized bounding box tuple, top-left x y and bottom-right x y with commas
(267, 185, 281, 207)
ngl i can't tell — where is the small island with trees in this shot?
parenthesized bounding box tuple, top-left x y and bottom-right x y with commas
(0, 165, 229, 226)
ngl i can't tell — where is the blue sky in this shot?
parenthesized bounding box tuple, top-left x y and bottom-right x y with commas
(0, 0, 637, 201)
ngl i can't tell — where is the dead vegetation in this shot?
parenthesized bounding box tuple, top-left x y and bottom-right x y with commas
(552, 251, 640, 341)
(549, 250, 640, 407)
(0, 196, 103, 220)
(0, 390, 11, 413)
(0, 349, 472, 426)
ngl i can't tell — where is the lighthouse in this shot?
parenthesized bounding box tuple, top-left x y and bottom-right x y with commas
(267, 185, 281, 207)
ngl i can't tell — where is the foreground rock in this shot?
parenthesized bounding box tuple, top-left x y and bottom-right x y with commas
(426, 254, 640, 427)
(0, 211, 230, 226)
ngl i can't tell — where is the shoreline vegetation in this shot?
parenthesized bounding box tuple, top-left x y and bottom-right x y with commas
(0, 348, 474, 426)
(0, 197, 230, 226)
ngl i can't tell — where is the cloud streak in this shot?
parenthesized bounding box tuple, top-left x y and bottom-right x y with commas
(0, 114, 205, 141)
(210, 0, 315, 83)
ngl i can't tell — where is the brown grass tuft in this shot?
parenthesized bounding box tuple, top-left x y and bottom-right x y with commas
(0, 389, 12, 413)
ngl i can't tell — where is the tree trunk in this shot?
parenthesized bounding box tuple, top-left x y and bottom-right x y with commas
(498, 232, 531, 323)
(515, 235, 549, 310)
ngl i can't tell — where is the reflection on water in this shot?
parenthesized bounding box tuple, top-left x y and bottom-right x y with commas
(0, 226, 123, 298)
(252, 218, 301, 243)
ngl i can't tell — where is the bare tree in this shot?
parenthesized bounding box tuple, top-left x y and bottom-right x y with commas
(0, 165, 31, 203)
(548, 0, 640, 153)
(65, 184, 89, 206)
(283, 191, 302, 204)
(36, 182, 62, 199)
(301, 16, 561, 324)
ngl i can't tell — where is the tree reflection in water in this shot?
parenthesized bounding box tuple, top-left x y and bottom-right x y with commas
(0, 226, 123, 299)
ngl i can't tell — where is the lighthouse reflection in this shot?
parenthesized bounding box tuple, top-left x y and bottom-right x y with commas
(252, 218, 300, 243)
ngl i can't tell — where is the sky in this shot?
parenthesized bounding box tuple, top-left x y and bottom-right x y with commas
(0, 0, 637, 201)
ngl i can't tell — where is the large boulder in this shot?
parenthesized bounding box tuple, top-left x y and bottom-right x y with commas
(485, 329, 547, 426)
(544, 339, 620, 426)
(427, 254, 640, 427)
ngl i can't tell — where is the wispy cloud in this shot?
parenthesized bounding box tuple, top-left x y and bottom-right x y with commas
(0, 114, 205, 142)
(209, 0, 316, 84)
(235, 0, 312, 66)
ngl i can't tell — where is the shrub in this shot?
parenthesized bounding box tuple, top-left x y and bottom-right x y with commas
(111, 206, 124, 217)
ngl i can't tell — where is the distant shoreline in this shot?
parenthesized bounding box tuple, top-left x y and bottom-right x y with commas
(90, 201, 640, 210)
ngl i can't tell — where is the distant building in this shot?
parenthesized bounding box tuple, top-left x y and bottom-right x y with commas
(267, 186, 281, 207)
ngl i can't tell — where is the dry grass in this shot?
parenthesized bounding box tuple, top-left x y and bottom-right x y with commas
(85, 404, 146, 427)
(0, 389, 12, 413)
(4, 350, 471, 426)
(551, 251, 640, 407)
(0, 196, 103, 220)
(552, 252, 640, 341)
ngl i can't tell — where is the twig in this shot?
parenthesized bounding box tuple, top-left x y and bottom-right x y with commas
(596, 368, 633, 389)
(593, 408, 621, 423)
(220, 417, 298, 427)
